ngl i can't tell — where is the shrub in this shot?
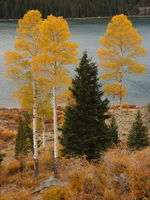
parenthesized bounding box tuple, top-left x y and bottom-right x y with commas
(111, 104, 136, 109)
(128, 104, 136, 108)
(1, 112, 18, 121)
(13, 115, 19, 122)
(26, 161, 34, 170)
(0, 168, 9, 186)
(59, 157, 99, 198)
(6, 161, 20, 175)
(0, 131, 15, 141)
(15, 175, 35, 188)
(1, 112, 14, 119)
(111, 104, 119, 109)
(42, 186, 69, 200)
(128, 147, 150, 199)
(59, 157, 92, 181)
(40, 150, 54, 171)
(58, 148, 150, 199)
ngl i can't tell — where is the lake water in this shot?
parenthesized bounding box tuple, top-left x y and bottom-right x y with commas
(0, 18, 150, 107)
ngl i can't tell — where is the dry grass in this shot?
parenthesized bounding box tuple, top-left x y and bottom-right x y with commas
(0, 189, 32, 200)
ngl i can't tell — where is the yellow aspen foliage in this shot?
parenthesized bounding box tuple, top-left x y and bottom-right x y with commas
(5, 10, 42, 82)
(5, 10, 43, 177)
(97, 14, 147, 100)
(13, 85, 33, 112)
(35, 15, 78, 88)
(34, 15, 78, 174)
(104, 84, 127, 98)
(98, 14, 147, 139)
(5, 10, 42, 90)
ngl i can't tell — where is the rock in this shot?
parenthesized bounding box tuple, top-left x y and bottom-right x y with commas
(31, 176, 66, 194)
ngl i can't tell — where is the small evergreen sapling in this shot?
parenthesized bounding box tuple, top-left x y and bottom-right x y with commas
(15, 112, 33, 159)
(60, 52, 110, 159)
(108, 116, 119, 145)
(127, 110, 149, 150)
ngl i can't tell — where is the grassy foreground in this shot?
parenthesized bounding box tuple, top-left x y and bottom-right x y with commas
(0, 146, 150, 200)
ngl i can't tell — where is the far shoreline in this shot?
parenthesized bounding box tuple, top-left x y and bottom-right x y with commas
(0, 104, 148, 110)
(0, 15, 150, 22)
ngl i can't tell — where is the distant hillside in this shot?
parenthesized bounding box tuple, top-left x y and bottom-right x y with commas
(0, 0, 150, 19)
(0, 105, 149, 166)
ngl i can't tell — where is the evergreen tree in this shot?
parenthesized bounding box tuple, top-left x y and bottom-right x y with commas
(60, 52, 110, 159)
(15, 112, 33, 159)
(108, 116, 119, 145)
(0, 0, 149, 19)
(127, 110, 149, 150)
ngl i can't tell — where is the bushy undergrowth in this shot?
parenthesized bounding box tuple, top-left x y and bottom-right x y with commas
(1, 147, 150, 200)
(42, 147, 150, 200)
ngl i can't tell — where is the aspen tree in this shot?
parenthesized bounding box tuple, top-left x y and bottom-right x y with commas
(14, 84, 52, 149)
(35, 15, 78, 177)
(5, 10, 42, 176)
(38, 94, 53, 148)
(97, 14, 147, 139)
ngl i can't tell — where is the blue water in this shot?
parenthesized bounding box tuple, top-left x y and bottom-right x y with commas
(0, 18, 150, 107)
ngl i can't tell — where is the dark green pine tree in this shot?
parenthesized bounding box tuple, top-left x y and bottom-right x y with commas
(60, 52, 110, 160)
(108, 116, 118, 145)
(127, 110, 149, 150)
(15, 112, 33, 159)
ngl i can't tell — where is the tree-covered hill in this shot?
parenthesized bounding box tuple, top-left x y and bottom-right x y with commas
(0, 0, 150, 19)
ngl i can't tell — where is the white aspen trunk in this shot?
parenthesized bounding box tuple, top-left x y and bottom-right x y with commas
(117, 71, 123, 141)
(42, 119, 46, 148)
(118, 84, 123, 140)
(118, 44, 123, 141)
(52, 85, 59, 178)
(33, 73, 39, 177)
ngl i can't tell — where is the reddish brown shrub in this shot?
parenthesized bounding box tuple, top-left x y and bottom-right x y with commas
(57, 147, 150, 200)
(42, 186, 71, 200)
(26, 161, 34, 170)
(1, 112, 14, 119)
(0, 131, 15, 141)
(111, 104, 136, 109)
(15, 175, 35, 188)
(0, 168, 9, 186)
(6, 161, 20, 175)
(128, 147, 150, 199)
